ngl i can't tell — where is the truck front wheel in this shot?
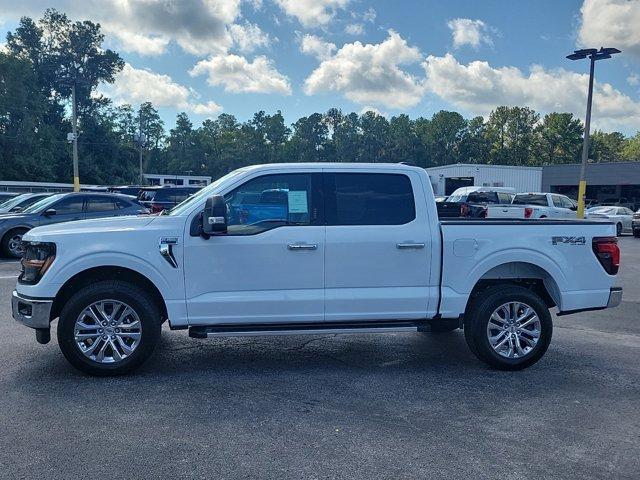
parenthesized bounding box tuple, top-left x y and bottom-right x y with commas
(464, 286, 552, 370)
(57, 280, 161, 376)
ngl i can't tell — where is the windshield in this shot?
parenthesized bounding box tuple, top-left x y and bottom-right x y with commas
(23, 194, 64, 213)
(0, 194, 27, 210)
(513, 194, 548, 206)
(166, 169, 247, 216)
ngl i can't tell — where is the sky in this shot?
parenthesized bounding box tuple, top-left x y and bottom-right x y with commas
(1, 0, 639, 134)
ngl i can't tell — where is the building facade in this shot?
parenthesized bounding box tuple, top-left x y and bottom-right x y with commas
(542, 161, 640, 209)
(426, 164, 543, 196)
(143, 173, 211, 187)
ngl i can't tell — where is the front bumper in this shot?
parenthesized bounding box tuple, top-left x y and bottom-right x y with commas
(11, 291, 53, 329)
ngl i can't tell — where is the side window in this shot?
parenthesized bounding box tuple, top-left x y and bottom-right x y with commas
(224, 174, 314, 235)
(551, 195, 562, 207)
(52, 196, 84, 215)
(325, 173, 415, 225)
(86, 197, 117, 212)
(115, 198, 134, 209)
(498, 193, 512, 204)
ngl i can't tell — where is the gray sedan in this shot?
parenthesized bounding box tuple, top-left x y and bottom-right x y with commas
(0, 192, 148, 258)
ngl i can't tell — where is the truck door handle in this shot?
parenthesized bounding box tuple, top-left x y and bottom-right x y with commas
(287, 244, 318, 250)
(396, 243, 425, 249)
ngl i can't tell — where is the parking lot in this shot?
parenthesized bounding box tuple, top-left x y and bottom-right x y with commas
(0, 239, 638, 480)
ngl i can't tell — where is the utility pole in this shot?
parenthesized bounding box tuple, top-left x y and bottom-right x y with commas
(567, 47, 621, 218)
(71, 82, 80, 192)
(138, 114, 144, 185)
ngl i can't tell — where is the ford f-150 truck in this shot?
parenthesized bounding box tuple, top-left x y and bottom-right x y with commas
(11, 163, 622, 376)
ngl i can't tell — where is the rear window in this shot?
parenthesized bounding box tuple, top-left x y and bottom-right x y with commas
(466, 192, 499, 204)
(513, 194, 548, 206)
(138, 190, 157, 201)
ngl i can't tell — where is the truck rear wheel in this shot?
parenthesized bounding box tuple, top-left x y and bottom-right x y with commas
(464, 285, 552, 370)
(57, 280, 161, 376)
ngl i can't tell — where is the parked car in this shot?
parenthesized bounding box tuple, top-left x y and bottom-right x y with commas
(587, 206, 634, 236)
(633, 210, 640, 237)
(0, 193, 52, 214)
(108, 185, 144, 197)
(0, 192, 19, 201)
(600, 197, 637, 210)
(138, 186, 202, 213)
(11, 163, 621, 376)
(505, 193, 578, 219)
(0, 192, 147, 258)
(441, 186, 515, 218)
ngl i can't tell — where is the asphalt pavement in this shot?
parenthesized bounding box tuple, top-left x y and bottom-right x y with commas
(0, 239, 638, 479)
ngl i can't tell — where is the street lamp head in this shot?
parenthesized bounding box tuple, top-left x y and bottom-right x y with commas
(567, 47, 621, 61)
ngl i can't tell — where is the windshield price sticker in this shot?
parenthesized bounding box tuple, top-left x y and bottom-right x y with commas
(287, 191, 308, 213)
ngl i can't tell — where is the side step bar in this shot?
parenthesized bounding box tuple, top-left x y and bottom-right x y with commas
(188, 320, 426, 339)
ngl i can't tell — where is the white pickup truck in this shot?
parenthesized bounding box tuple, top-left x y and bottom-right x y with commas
(488, 192, 579, 219)
(12, 163, 622, 376)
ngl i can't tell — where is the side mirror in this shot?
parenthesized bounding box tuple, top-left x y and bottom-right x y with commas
(43, 208, 56, 217)
(202, 195, 227, 235)
(570, 204, 578, 211)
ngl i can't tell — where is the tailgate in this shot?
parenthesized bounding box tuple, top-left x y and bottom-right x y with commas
(486, 205, 525, 218)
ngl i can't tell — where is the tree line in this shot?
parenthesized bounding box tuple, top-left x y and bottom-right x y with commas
(1, 9, 639, 186)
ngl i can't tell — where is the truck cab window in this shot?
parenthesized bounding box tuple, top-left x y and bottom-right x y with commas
(325, 173, 415, 225)
(224, 173, 314, 235)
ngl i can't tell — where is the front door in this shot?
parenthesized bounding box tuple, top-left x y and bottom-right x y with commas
(39, 195, 85, 226)
(323, 170, 433, 321)
(183, 171, 325, 325)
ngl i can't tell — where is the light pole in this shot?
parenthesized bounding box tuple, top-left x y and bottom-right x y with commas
(567, 47, 620, 218)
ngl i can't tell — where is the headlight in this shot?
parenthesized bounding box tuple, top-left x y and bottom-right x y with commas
(19, 242, 56, 285)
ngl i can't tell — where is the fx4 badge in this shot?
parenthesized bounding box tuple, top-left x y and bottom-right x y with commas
(552, 236, 586, 245)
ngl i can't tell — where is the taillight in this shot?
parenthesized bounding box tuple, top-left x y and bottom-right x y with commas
(592, 237, 620, 275)
(460, 203, 470, 217)
(524, 207, 533, 219)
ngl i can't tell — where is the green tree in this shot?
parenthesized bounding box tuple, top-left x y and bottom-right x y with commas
(621, 132, 640, 161)
(534, 112, 583, 165)
(486, 106, 539, 165)
(359, 111, 389, 163)
(589, 130, 627, 162)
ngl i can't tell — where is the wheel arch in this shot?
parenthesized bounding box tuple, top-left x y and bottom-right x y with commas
(465, 261, 561, 315)
(50, 266, 168, 323)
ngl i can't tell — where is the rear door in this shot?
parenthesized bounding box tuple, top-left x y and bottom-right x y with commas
(323, 169, 432, 321)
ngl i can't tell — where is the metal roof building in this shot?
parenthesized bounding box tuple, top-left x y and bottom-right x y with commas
(426, 164, 542, 196)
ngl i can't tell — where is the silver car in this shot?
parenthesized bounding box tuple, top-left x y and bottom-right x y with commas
(587, 206, 634, 236)
(0, 193, 52, 214)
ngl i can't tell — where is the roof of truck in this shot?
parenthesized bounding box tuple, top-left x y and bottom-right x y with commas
(239, 162, 422, 171)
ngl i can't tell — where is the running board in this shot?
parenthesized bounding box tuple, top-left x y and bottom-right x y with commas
(188, 321, 425, 339)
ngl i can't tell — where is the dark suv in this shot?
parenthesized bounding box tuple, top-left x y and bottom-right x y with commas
(138, 186, 202, 213)
(0, 192, 147, 258)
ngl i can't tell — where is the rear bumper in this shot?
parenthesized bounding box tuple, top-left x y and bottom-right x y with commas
(557, 287, 622, 316)
(11, 291, 53, 329)
(607, 286, 623, 308)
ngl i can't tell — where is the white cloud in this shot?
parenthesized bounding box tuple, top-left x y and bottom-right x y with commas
(578, 0, 640, 58)
(189, 54, 292, 94)
(344, 23, 364, 35)
(447, 18, 493, 49)
(304, 31, 424, 109)
(228, 22, 270, 53)
(274, 0, 350, 27)
(422, 53, 640, 131)
(362, 7, 376, 23)
(299, 34, 336, 60)
(628, 73, 640, 86)
(0, 0, 268, 56)
(102, 63, 222, 116)
(359, 105, 385, 117)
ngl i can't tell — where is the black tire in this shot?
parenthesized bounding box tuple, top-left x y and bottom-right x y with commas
(1, 227, 29, 259)
(616, 223, 622, 236)
(634, 229, 640, 238)
(57, 280, 161, 376)
(464, 285, 552, 370)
